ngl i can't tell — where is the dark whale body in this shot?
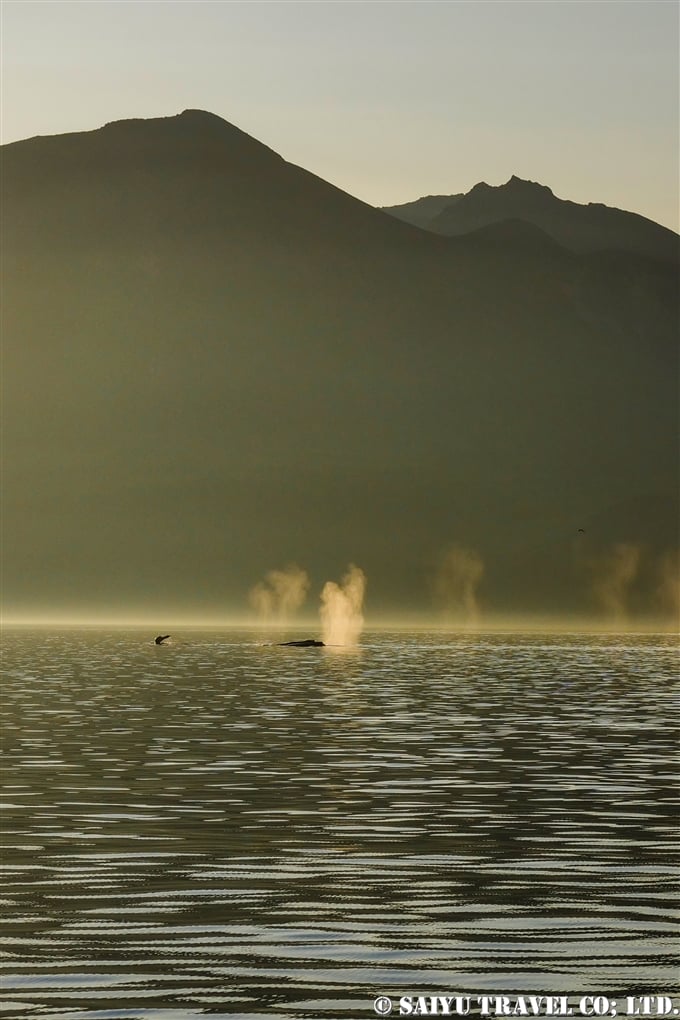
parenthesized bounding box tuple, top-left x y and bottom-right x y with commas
(279, 639, 325, 647)
(155, 634, 171, 645)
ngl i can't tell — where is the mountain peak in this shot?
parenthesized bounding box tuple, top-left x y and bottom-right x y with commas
(178, 108, 226, 122)
(2, 108, 286, 180)
(384, 173, 676, 260)
(98, 108, 279, 153)
(505, 174, 554, 197)
(467, 177, 554, 200)
(102, 108, 237, 130)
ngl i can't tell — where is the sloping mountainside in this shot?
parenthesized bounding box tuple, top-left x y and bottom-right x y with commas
(2, 110, 678, 621)
(380, 192, 464, 229)
(384, 175, 678, 261)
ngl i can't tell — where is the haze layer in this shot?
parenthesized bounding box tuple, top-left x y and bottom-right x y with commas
(2, 111, 677, 620)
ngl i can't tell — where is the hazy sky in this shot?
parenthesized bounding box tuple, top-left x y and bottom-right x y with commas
(2, 1, 678, 227)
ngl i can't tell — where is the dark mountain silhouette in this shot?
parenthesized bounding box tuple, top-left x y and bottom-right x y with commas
(380, 192, 464, 229)
(383, 175, 678, 261)
(2, 111, 678, 621)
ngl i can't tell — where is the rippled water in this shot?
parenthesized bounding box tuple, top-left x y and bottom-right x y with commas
(0, 628, 678, 1019)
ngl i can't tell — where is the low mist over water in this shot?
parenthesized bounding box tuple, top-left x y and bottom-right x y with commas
(1, 627, 677, 1018)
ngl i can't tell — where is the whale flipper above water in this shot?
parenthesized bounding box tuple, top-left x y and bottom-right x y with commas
(155, 634, 171, 645)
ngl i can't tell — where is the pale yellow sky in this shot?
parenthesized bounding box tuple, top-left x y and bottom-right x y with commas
(2, 0, 678, 229)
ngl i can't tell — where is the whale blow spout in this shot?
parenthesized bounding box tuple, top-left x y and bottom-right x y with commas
(320, 564, 366, 646)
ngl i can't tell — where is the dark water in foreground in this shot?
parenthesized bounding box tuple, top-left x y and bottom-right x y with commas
(0, 628, 678, 1019)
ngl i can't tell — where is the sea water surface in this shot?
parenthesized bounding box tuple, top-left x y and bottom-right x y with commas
(0, 628, 677, 1019)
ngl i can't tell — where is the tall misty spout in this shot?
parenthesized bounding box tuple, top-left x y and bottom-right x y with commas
(590, 543, 640, 620)
(248, 564, 310, 622)
(320, 565, 366, 646)
(655, 549, 680, 618)
(434, 544, 484, 625)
